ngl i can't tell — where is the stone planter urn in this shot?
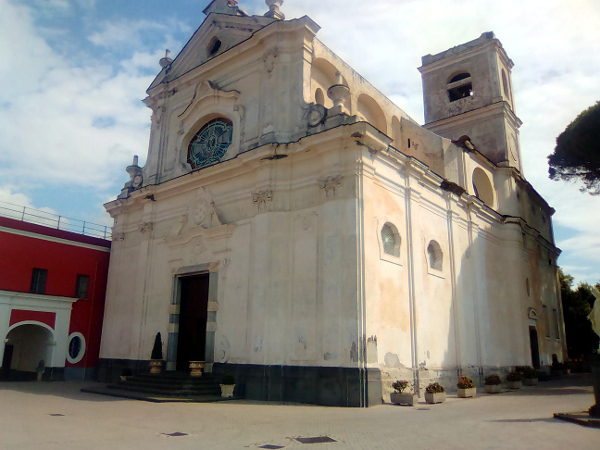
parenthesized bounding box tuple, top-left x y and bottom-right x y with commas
(457, 387, 476, 398)
(189, 361, 205, 377)
(424, 392, 446, 404)
(220, 384, 235, 398)
(149, 360, 163, 374)
(523, 378, 538, 386)
(390, 393, 418, 406)
(484, 384, 502, 394)
(507, 380, 522, 390)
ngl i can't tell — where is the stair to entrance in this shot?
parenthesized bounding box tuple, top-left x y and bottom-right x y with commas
(82, 372, 231, 403)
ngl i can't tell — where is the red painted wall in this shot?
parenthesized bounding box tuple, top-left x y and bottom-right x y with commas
(0, 216, 110, 369)
(9, 310, 56, 329)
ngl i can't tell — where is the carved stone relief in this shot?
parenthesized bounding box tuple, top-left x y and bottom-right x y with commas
(138, 222, 153, 234)
(190, 188, 222, 229)
(319, 175, 343, 199)
(183, 236, 206, 266)
(263, 48, 279, 74)
(252, 189, 273, 212)
(112, 232, 125, 241)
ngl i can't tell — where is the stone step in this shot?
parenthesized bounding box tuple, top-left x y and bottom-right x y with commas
(81, 385, 234, 404)
(109, 383, 221, 397)
(121, 375, 219, 388)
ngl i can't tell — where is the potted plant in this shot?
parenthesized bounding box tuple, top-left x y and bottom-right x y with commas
(149, 332, 163, 374)
(120, 368, 133, 381)
(457, 375, 476, 398)
(220, 374, 235, 398)
(424, 382, 446, 404)
(506, 371, 523, 389)
(519, 366, 539, 386)
(484, 374, 502, 394)
(390, 380, 417, 406)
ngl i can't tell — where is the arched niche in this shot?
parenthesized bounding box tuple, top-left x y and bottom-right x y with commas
(310, 58, 348, 110)
(357, 93, 387, 134)
(380, 222, 400, 257)
(472, 167, 495, 207)
(427, 240, 443, 271)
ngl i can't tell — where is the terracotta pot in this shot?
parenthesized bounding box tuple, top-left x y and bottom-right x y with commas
(189, 361, 205, 377)
(220, 384, 235, 398)
(457, 387, 476, 398)
(484, 384, 501, 394)
(149, 360, 163, 374)
(424, 392, 446, 404)
(390, 392, 417, 406)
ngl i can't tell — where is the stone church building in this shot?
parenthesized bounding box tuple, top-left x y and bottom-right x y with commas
(99, 0, 566, 406)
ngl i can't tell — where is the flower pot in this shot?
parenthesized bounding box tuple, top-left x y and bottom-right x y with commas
(390, 392, 417, 406)
(220, 384, 235, 398)
(523, 378, 538, 386)
(149, 360, 163, 374)
(484, 384, 501, 394)
(424, 392, 446, 404)
(507, 380, 522, 389)
(189, 361, 205, 377)
(457, 387, 476, 398)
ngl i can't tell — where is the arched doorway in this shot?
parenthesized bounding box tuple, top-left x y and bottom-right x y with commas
(3, 323, 54, 379)
(527, 308, 540, 369)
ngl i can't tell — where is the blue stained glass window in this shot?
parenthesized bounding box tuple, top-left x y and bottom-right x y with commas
(187, 119, 233, 169)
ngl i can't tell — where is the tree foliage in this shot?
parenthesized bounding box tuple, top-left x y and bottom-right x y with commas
(548, 102, 600, 195)
(559, 269, 599, 359)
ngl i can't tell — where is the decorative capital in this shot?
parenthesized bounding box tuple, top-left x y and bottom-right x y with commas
(252, 189, 273, 212)
(319, 175, 343, 199)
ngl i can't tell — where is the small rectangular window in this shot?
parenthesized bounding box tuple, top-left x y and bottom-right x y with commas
(543, 305, 550, 338)
(75, 274, 90, 299)
(30, 268, 48, 294)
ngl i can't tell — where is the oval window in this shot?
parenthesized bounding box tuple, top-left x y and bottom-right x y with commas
(66, 332, 86, 364)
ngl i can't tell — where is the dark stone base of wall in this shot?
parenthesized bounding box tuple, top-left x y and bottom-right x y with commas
(98, 359, 152, 384)
(0, 368, 64, 381)
(211, 363, 381, 407)
(98, 359, 382, 407)
(64, 367, 98, 381)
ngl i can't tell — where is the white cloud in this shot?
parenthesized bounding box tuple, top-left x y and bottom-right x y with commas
(88, 19, 165, 48)
(0, 2, 166, 195)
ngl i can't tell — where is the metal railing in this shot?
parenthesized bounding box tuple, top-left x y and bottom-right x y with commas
(0, 201, 112, 241)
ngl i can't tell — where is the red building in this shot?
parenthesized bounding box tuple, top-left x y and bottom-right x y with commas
(0, 209, 110, 381)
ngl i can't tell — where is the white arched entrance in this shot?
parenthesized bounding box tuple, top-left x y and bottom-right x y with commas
(4, 322, 55, 373)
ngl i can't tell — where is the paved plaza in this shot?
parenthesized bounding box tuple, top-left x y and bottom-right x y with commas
(0, 375, 598, 449)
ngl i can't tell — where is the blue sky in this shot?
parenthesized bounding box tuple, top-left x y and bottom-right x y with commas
(1, 0, 599, 285)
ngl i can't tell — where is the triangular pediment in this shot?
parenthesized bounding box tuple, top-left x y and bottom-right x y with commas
(148, 13, 275, 92)
(203, 0, 248, 17)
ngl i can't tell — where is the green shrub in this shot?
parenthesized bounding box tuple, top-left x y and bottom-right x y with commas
(484, 374, 501, 385)
(221, 374, 235, 385)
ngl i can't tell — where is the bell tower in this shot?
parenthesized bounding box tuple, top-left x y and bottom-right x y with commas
(419, 32, 523, 173)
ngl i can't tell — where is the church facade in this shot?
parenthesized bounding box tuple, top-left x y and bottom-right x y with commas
(99, 0, 566, 406)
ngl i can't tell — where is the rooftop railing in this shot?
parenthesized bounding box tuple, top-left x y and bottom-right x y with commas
(0, 201, 112, 241)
